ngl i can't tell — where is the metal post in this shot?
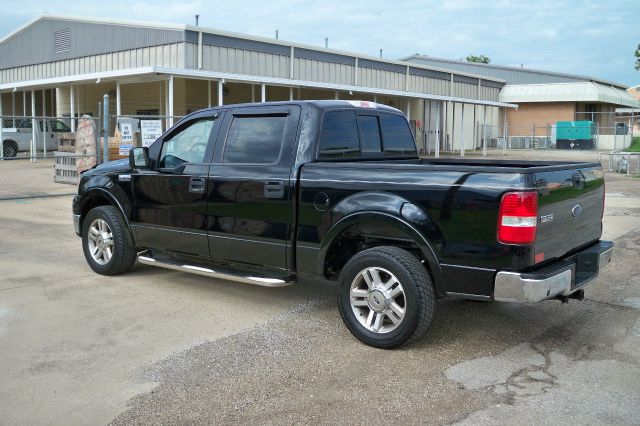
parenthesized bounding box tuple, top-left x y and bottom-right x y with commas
(406, 99, 411, 120)
(251, 84, 255, 103)
(460, 104, 465, 157)
(168, 75, 174, 128)
(426, 100, 430, 156)
(435, 101, 440, 158)
(22, 91, 26, 116)
(0, 92, 3, 160)
(218, 79, 223, 106)
(335, 91, 339, 100)
(31, 91, 36, 162)
(532, 123, 536, 150)
(103, 94, 109, 164)
(70, 85, 75, 132)
(97, 101, 102, 163)
(42, 89, 46, 158)
(289, 87, 294, 101)
(482, 105, 487, 157)
(208, 80, 212, 107)
(261, 84, 266, 103)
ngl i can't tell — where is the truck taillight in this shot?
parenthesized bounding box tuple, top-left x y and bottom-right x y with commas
(497, 191, 538, 245)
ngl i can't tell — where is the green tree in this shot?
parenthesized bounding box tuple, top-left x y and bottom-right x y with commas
(465, 54, 491, 64)
(635, 43, 640, 71)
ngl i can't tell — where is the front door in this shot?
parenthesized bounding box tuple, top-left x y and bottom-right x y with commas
(131, 113, 221, 257)
(207, 105, 300, 269)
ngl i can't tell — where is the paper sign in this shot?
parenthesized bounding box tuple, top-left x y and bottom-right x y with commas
(119, 143, 133, 156)
(140, 120, 163, 147)
(121, 123, 133, 142)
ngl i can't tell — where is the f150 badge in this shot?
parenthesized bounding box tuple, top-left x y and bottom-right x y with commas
(540, 214, 554, 223)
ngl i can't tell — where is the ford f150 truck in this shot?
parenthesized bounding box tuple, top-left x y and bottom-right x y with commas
(72, 101, 613, 348)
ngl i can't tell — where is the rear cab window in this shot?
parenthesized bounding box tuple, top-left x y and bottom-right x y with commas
(317, 108, 416, 159)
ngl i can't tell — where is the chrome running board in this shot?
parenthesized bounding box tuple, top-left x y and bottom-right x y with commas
(137, 252, 295, 288)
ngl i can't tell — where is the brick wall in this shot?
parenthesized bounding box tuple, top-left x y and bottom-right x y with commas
(506, 102, 575, 136)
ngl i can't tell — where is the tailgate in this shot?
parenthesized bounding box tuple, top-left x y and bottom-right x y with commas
(534, 165, 604, 263)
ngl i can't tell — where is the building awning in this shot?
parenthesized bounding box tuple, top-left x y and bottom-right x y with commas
(499, 82, 640, 108)
(0, 66, 518, 109)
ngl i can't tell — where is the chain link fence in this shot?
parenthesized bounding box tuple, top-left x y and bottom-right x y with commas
(0, 115, 103, 200)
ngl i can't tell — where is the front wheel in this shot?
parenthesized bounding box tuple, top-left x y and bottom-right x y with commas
(338, 246, 435, 349)
(82, 206, 136, 275)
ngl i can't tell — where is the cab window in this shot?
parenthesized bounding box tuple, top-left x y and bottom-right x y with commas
(223, 115, 287, 164)
(380, 114, 416, 157)
(318, 110, 360, 158)
(159, 118, 214, 168)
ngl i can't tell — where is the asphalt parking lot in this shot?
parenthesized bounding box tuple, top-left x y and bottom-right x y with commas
(1, 173, 639, 425)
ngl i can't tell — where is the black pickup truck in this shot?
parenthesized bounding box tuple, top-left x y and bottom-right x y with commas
(73, 100, 613, 348)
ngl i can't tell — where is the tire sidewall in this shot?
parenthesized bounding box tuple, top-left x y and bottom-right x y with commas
(338, 250, 425, 347)
(81, 207, 120, 274)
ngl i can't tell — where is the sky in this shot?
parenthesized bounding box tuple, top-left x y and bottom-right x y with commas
(1, 0, 639, 86)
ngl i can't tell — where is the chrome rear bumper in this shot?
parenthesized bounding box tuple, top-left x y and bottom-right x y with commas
(494, 241, 614, 303)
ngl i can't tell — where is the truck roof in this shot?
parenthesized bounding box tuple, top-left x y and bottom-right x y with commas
(200, 100, 403, 115)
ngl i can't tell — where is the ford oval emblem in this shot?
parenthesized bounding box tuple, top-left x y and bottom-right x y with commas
(571, 203, 583, 218)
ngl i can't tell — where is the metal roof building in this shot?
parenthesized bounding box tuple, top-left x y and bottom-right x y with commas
(403, 55, 638, 150)
(0, 14, 518, 156)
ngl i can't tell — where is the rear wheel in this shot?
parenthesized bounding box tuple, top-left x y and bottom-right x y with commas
(82, 206, 136, 275)
(338, 246, 435, 349)
(3, 141, 17, 158)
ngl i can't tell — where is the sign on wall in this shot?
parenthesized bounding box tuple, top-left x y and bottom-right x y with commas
(140, 120, 163, 147)
(121, 123, 133, 142)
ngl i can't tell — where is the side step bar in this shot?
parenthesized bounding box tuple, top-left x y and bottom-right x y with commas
(137, 253, 295, 288)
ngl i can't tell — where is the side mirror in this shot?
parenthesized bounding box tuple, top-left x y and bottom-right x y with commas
(129, 147, 149, 169)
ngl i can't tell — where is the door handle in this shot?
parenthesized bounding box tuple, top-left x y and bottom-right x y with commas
(189, 177, 206, 193)
(264, 180, 285, 199)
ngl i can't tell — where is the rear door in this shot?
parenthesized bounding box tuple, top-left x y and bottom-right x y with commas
(534, 165, 604, 262)
(207, 105, 300, 270)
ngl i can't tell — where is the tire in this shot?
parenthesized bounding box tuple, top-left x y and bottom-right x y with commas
(3, 141, 17, 158)
(338, 246, 435, 349)
(82, 206, 136, 276)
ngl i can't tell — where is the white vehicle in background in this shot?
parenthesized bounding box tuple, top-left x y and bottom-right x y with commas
(1, 119, 71, 158)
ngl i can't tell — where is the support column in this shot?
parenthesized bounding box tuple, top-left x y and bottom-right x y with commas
(460, 104, 465, 157)
(482, 105, 487, 157)
(208, 80, 212, 107)
(168, 75, 174, 128)
(503, 108, 508, 155)
(11, 91, 15, 127)
(31, 91, 36, 162)
(70, 85, 75, 132)
(0, 92, 4, 159)
(23, 91, 26, 116)
(335, 91, 339, 100)
(251, 84, 255, 103)
(218, 80, 223, 106)
(289, 87, 293, 101)
(434, 102, 440, 158)
(261, 83, 266, 103)
(116, 81, 121, 117)
(406, 99, 411, 120)
(42, 89, 47, 158)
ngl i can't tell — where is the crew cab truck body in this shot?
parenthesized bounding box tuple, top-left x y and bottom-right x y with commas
(72, 101, 613, 348)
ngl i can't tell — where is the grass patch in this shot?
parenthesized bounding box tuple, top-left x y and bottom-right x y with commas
(623, 137, 640, 152)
